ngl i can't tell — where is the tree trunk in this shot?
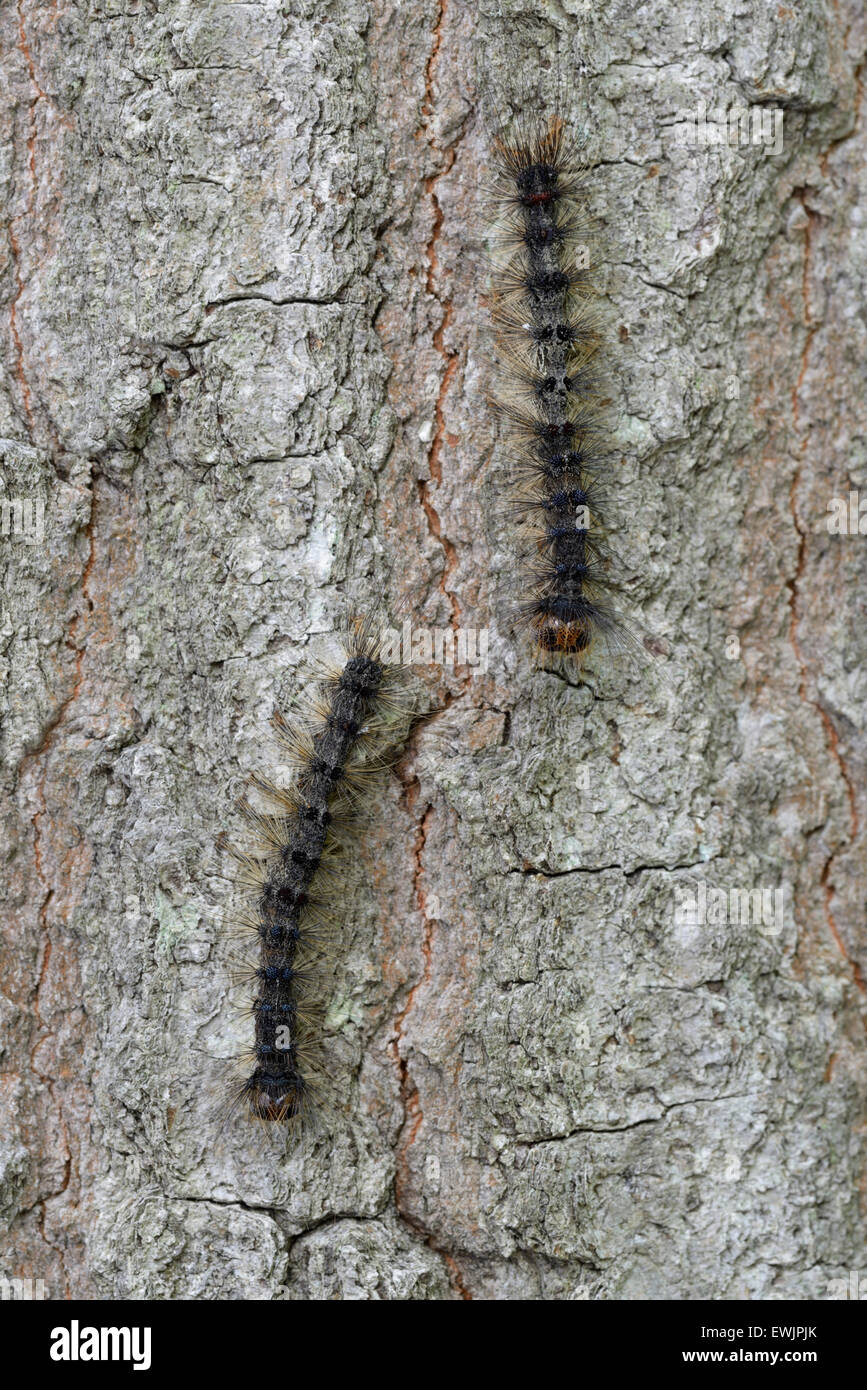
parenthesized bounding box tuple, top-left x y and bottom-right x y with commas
(1, 0, 865, 1300)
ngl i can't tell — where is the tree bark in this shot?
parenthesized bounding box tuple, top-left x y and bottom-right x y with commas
(1, 0, 865, 1300)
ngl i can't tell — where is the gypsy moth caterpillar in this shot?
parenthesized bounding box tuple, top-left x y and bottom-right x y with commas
(217, 616, 412, 1131)
(487, 111, 629, 670)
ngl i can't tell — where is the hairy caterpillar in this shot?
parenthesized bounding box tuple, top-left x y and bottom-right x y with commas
(488, 114, 625, 665)
(217, 618, 410, 1128)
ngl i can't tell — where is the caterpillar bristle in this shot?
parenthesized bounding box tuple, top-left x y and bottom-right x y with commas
(228, 992, 326, 1031)
(214, 835, 267, 882)
(510, 474, 610, 514)
(492, 299, 604, 358)
(229, 907, 333, 946)
(217, 617, 413, 1128)
(230, 954, 320, 995)
(229, 906, 337, 952)
(216, 1059, 320, 1138)
(491, 120, 581, 202)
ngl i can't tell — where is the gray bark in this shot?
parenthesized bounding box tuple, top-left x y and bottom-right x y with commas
(1, 0, 866, 1300)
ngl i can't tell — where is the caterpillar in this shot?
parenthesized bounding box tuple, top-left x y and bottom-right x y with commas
(488, 114, 624, 666)
(217, 618, 410, 1129)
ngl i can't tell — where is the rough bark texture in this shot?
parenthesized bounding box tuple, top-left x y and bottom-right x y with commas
(1, 0, 866, 1301)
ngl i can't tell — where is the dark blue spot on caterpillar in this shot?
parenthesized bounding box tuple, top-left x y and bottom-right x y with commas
(545, 489, 590, 510)
(260, 922, 301, 947)
(258, 964, 299, 984)
(547, 523, 589, 541)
